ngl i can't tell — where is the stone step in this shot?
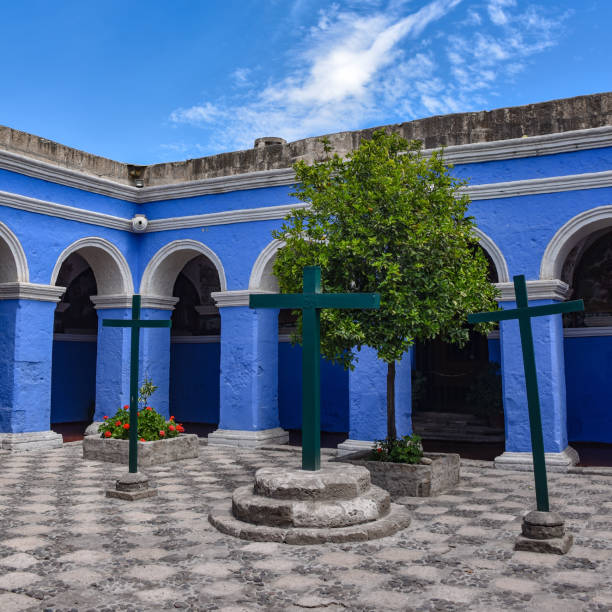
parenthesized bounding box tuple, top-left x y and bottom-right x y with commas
(232, 484, 390, 529)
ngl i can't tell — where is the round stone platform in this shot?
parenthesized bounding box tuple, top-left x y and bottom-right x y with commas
(208, 464, 411, 544)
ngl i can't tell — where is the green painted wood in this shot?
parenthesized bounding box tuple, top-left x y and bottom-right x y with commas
(102, 294, 172, 474)
(249, 265, 380, 471)
(468, 275, 584, 512)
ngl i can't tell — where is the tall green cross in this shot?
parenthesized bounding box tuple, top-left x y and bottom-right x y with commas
(468, 275, 583, 512)
(250, 266, 380, 471)
(102, 295, 172, 473)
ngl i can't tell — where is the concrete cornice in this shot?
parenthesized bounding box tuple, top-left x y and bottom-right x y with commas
(0, 189, 131, 231)
(430, 125, 612, 165)
(464, 169, 612, 201)
(494, 279, 570, 302)
(91, 294, 179, 310)
(211, 290, 274, 308)
(1, 124, 611, 203)
(0, 282, 65, 301)
(147, 203, 308, 232)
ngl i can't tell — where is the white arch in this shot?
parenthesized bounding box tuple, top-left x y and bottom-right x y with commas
(51, 237, 134, 295)
(139, 239, 227, 296)
(0, 221, 29, 283)
(472, 228, 509, 283)
(540, 205, 612, 280)
(249, 239, 285, 292)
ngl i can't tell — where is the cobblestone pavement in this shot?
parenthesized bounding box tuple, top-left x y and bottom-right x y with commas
(0, 443, 611, 611)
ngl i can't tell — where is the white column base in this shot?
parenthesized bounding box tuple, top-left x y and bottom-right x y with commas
(336, 439, 374, 457)
(494, 446, 580, 473)
(207, 427, 289, 448)
(0, 430, 63, 451)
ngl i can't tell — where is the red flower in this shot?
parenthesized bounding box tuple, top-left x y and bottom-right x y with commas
(123, 423, 130, 430)
(169, 416, 175, 421)
(168, 425, 175, 431)
(176, 425, 184, 433)
(146, 406, 152, 411)
(115, 421, 122, 427)
(140, 437, 145, 442)
(123, 405, 129, 410)
(137, 412, 141, 417)
(103, 416, 108, 420)
(104, 431, 112, 438)
(376, 448, 382, 453)
(159, 430, 166, 437)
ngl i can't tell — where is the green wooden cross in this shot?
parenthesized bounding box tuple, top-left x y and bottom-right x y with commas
(250, 266, 380, 471)
(102, 295, 172, 473)
(468, 275, 583, 512)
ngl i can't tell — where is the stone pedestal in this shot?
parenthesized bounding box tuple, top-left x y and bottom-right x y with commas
(106, 471, 157, 501)
(209, 464, 411, 544)
(515, 510, 573, 554)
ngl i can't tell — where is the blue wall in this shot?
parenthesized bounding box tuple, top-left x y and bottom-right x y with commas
(170, 342, 220, 423)
(564, 336, 612, 443)
(278, 342, 349, 432)
(51, 339, 97, 423)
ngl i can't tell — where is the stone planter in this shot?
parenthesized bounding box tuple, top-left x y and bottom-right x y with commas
(335, 451, 460, 498)
(82, 433, 199, 466)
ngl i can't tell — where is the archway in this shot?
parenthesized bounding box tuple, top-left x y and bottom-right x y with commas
(141, 241, 225, 433)
(412, 242, 505, 458)
(250, 240, 349, 446)
(50, 237, 133, 440)
(558, 224, 612, 456)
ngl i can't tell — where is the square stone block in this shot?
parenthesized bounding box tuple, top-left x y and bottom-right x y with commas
(334, 451, 460, 498)
(83, 434, 199, 466)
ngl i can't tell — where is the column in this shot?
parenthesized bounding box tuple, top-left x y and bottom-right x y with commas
(208, 290, 288, 447)
(495, 280, 578, 471)
(338, 345, 412, 455)
(91, 296, 132, 421)
(0, 283, 65, 450)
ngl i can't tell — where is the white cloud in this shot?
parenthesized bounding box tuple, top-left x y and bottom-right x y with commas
(167, 0, 569, 153)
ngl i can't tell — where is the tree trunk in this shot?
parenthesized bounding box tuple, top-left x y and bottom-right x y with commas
(386, 361, 397, 440)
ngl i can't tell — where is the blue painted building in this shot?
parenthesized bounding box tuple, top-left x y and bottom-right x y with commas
(0, 92, 610, 471)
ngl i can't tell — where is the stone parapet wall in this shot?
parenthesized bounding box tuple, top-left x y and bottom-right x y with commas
(1, 92, 611, 186)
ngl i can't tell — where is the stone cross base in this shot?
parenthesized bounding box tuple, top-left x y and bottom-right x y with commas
(106, 471, 157, 501)
(495, 446, 579, 473)
(207, 427, 289, 448)
(0, 430, 63, 451)
(514, 510, 573, 554)
(209, 463, 411, 544)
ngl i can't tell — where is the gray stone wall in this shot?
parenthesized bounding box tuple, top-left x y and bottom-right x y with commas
(1, 92, 611, 185)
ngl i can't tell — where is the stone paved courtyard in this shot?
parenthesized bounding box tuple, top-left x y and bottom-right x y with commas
(0, 442, 611, 611)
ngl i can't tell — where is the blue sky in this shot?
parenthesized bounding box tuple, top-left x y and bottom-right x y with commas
(1, 0, 610, 164)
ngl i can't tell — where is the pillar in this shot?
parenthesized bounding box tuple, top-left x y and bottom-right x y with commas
(495, 280, 578, 471)
(0, 283, 65, 450)
(208, 290, 288, 447)
(338, 346, 412, 455)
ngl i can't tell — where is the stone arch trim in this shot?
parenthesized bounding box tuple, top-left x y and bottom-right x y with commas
(540, 205, 612, 280)
(472, 228, 509, 283)
(249, 239, 285, 292)
(50, 236, 134, 295)
(139, 239, 227, 297)
(0, 220, 29, 283)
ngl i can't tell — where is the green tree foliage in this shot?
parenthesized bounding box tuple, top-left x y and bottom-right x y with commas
(272, 130, 499, 439)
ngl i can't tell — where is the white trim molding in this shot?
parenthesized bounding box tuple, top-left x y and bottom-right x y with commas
(0, 220, 29, 282)
(171, 335, 221, 343)
(53, 333, 97, 342)
(91, 294, 179, 310)
(139, 239, 227, 296)
(494, 279, 570, 302)
(495, 446, 579, 473)
(540, 205, 612, 280)
(211, 289, 274, 308)
(471, 228, 509, 283)
(431, 126, 612, 165)
(0, 282, 65, 301)
(147, 204, 305, 233)
(564, 327, 612, 337)
(0, 189, 131, 231)
(249, 239, 286, 291)
(463, 169, 612, 201)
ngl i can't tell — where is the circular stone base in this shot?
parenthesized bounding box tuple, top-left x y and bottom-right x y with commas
(209, 464, 411, 544)
(209, 502, 411, 544)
